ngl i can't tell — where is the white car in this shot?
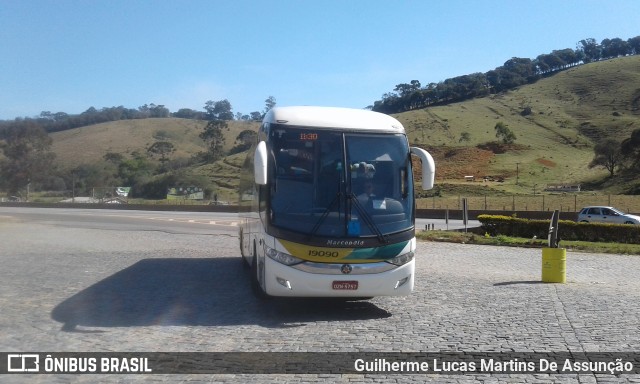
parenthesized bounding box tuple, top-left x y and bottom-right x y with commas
(577, 206, 640, 225)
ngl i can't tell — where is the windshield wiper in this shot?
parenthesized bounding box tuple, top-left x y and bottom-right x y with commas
(308, 192, 342, 241)
(349, 193, 387, 244)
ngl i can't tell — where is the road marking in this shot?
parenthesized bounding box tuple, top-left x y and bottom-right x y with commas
(78, 212, 240, 227)
(145, 217, 239, 227)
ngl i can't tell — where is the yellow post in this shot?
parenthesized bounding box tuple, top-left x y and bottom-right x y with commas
(541, 248, 566, 283)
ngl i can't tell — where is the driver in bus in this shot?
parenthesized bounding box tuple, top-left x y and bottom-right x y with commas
(357, 181, 376, 206)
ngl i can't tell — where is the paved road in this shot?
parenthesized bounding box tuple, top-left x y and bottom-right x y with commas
(1, 207, 639, 383)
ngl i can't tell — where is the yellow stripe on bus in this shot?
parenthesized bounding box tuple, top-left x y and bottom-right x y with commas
(278, 239, 403, 263)
(279, 239, 355, 262)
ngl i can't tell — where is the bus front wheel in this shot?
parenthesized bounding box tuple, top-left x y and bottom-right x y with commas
(251, 246, 269, 300)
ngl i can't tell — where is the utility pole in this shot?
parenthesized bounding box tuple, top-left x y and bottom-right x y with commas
(516, 163, 520, 185)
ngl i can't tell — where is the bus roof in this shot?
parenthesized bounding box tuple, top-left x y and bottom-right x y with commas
(264, 106, 405, 133)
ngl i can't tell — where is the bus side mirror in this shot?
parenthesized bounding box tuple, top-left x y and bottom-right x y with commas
(410, 147, 435, 190)
(254, 141, 268, 185)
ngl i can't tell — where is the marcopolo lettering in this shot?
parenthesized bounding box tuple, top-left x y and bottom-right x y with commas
(326, 239, 364, 246)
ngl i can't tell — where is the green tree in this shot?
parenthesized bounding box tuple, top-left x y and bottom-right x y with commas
(236, 130, 256, 147)
(494, 122, 517, 144)
(601, 38, 630, 59)
(553, 48, 579, 68)
(628, 35, 640, 55)
(204, 99, 234, 120)
(173, 108, 202, 119)
(228, 129, 257, 155)
(621, 128, 640, 168)
(117, 152, 154, 186)
(147, 141, 176, 170)
(263, 96, 276, 116)
(578, 38, 601, 63)
(393, 80, 421, 97)
(104, 152, 124, 164)
(70, 163, 120, 196)
(589, 139, 623, 177)
(0, 120, 56, 195)
(199, 120, 227, 162)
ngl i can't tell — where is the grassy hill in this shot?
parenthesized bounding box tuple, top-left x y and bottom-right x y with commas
(50, 118, 259, 202)
(48, 55, 640, 201)
(398, 55, 640, 195)
(51, 118, 259, 167)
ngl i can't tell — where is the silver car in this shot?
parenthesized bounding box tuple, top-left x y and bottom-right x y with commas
(577, 206, 640, 224)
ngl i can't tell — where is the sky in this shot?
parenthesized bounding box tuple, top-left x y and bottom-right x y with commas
(1, 0, 639, 120)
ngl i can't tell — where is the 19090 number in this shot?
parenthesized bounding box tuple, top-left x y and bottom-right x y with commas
(308, 250, 339, 258)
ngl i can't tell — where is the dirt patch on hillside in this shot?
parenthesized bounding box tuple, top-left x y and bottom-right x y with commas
(536, 158, 557, 167)
(413, 146, 497, 180)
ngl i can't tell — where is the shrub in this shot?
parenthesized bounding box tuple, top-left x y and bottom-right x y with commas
(478, 214, 640, 244)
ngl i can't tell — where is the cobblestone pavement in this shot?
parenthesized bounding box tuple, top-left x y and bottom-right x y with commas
(1, 209, 639, 383)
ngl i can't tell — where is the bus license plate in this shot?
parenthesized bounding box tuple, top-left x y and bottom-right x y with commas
(332, 281, 358, 290)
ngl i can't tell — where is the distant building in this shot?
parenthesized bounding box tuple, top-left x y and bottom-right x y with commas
(544, 184, 581, 192)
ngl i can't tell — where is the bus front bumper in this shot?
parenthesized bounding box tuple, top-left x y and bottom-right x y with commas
(264, 258, 415, 297)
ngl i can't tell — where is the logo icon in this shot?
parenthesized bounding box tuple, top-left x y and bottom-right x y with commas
(340, 264, 353, 274)
(7, 354, 40, 372)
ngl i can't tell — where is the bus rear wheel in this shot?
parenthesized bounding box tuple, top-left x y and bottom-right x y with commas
(239, 229, 250, 269)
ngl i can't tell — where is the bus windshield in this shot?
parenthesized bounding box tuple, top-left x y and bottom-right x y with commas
(269, 126, 413, 239)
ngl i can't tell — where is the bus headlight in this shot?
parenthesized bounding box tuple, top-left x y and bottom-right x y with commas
(265, 245, 304, 266)
(386, 251, 414, 266)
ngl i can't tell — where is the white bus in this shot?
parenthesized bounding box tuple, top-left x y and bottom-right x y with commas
(238, 106, 435, 298)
